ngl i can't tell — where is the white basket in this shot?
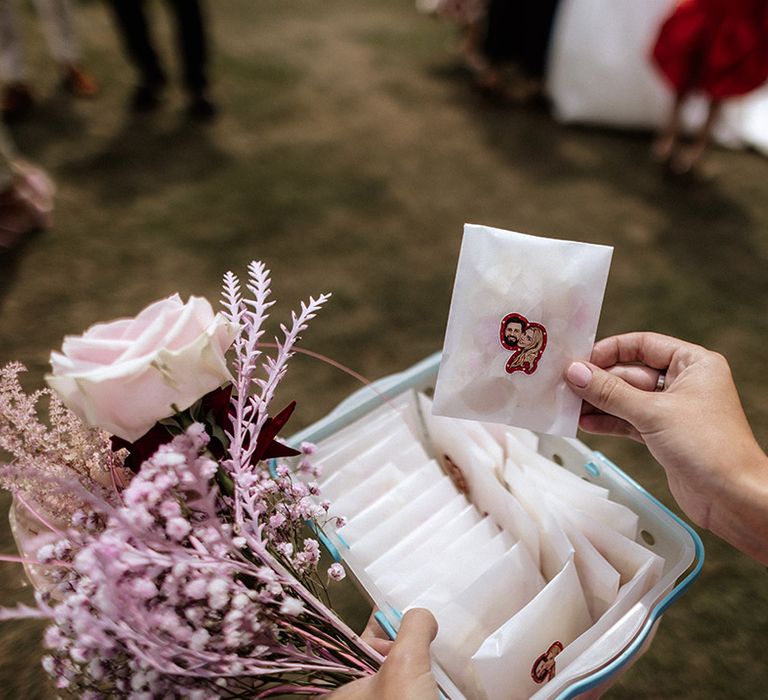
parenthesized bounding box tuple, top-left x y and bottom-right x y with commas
(290, 353, 704, 699)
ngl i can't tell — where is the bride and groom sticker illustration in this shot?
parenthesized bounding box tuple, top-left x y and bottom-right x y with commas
(500, 313, 547, 375)
(531, 640, 563, 684)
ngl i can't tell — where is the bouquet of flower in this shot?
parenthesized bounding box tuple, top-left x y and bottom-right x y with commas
(0, 261, 383, 698)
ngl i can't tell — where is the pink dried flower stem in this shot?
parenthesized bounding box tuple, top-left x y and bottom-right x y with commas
(222, 263, 330, 530)
(251, 294, 331, 437)
(222, 264, 273, 525)
(46, 548, 366, 684)
(109, 466, 126, 502)
(15, 493, 66, 538)
(278, 620, 372, 666)
(0, 601, 53, 621)
(228, 468, 382, 675)
(0, 554, 69, 567)
(253, 684, 342, 698)
(243, 533, 382, 672)
(116, 619, 369, 680)
(281, 623, 377, 676)
(117, 630, 345, 678)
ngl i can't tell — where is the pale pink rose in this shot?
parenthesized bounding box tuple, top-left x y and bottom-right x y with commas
(46, 294, 236, 442)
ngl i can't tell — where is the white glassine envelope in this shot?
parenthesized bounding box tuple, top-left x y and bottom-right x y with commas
(315, 413, 417, 478)
(504, 463, 574, 581)
(327, 462, 404, 521)
(336, 460, 444, 542)
(433, 224, 613, 437)
(320, 437, 429, 502)
(370, 503, 481, 593)
(420, 398, 505, 469)
(314, 389, 420, 459)
(471, 559, 592, 700)
(386, 517, 506, 610)
(427, 542, 545, 698)
(504, 433, 609, 500)
(419, 394, 541, 564)
(364, 496, 474, 581)
(349, 475, 458, 565)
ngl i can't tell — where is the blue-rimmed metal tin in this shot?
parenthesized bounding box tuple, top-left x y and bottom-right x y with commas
(289, 353, 704, 699)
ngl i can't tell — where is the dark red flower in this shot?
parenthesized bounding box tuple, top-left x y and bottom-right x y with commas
(110, 385, 300, 472)
(110, 423, 174, 472)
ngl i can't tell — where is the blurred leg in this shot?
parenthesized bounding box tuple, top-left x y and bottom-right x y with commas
(0, 1, 33, 122)
(167, 0, 215, 119)
(166, 0, 207, 94)
(33, 0, 97, 96)
(673, 99, 721, 174)
(0, 0, 25, 83)
(652, 92, 686, 163)
(108, 0, 166, 89)
(33, 0, 78, 66)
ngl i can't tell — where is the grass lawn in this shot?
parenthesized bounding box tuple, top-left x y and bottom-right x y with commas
(1, 0, 767, 697)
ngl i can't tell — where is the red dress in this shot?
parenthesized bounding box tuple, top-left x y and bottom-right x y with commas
(652, 0, 768, 99)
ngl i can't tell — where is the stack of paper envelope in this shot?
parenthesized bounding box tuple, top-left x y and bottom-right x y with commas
(310, 390, 664, 700)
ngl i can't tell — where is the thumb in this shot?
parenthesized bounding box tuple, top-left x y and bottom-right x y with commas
(565, 361, 652, 425)
(385, 608, 438, 675)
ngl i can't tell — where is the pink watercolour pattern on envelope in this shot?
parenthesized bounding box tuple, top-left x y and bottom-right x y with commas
(500, 313, 548, 376)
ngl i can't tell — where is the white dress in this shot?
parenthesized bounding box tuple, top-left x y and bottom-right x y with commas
(545, 0, 768, 156)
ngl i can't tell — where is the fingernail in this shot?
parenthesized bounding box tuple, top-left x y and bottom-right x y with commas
(566, 362, 592, 388)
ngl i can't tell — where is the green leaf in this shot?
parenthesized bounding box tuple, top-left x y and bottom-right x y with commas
(216, 466, 235, 497)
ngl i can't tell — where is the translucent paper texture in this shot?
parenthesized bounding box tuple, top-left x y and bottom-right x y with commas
(433, 224, 613, 437)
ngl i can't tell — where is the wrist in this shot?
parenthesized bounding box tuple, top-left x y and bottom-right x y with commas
(708, 444, 768, 564)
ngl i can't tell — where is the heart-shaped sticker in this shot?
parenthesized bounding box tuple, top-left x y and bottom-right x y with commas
(500, 313, 548, 375)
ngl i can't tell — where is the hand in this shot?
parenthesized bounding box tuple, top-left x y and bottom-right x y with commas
(330, 608, 439, 700)
(564, 332, 768, 563)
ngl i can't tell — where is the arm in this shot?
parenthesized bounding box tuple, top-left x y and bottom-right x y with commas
(564, 332, 768, 565)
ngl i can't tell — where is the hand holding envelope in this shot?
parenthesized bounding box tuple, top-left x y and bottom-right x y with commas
(566, 331, 768, 566)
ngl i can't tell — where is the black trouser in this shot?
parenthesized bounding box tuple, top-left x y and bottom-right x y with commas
(108, 0, 209, 93)
(483, 0, 560, 79)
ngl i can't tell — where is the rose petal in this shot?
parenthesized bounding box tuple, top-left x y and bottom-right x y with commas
(86, 319, 134, 340)
(61, 336, 133, 365)
(124, 294, 184, 341)
(160, 296, 216, 352)
(46, 295, 234, 441)
(116, 303, 185, 362)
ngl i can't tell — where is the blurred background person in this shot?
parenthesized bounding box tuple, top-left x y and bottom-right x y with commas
(107, 0, 216, 121)
(651, 0, 768, 173)
(417, 0, 490, 80)
(0, 0, 97, 123)
(480, 0, 561, 104)
(0, 123, 53, 250)
(546, 0, 768, 164)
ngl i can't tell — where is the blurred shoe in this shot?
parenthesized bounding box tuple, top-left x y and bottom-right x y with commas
(130, 83, 163, 113)
(1, 83, 34, 123)
(186, 92, 217, 122)
(62, 65, 98, 98)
